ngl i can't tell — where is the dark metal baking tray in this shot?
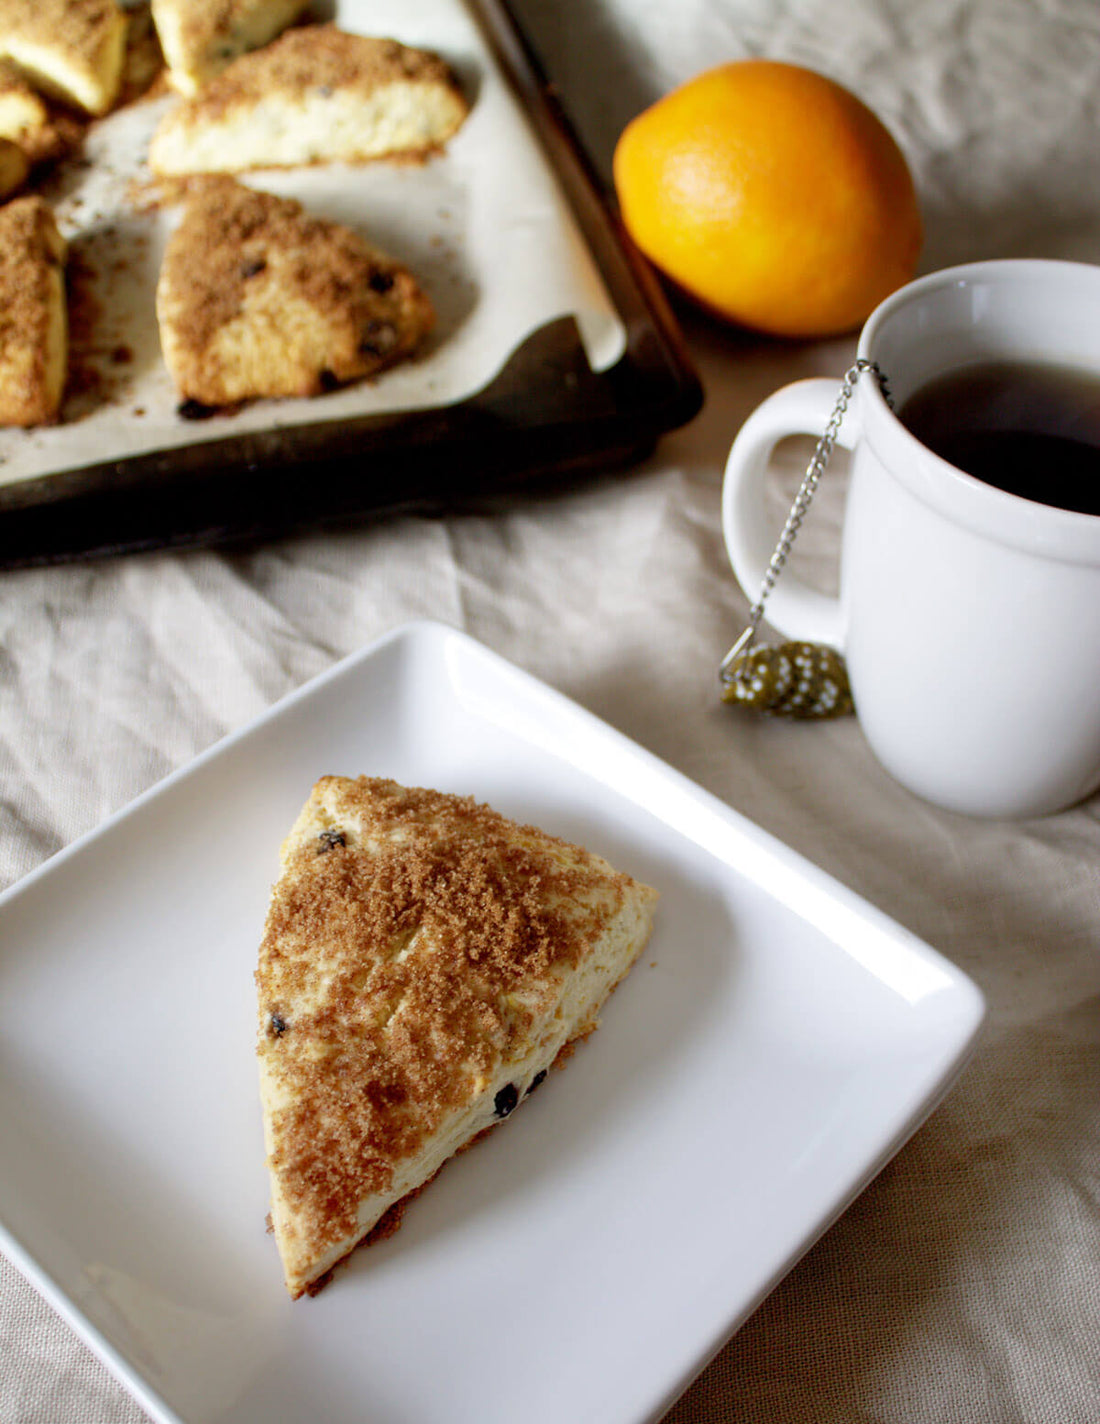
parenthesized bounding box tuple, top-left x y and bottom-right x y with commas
(0, 0, 702, 566)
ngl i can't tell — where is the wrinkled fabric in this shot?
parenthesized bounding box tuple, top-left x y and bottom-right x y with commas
(4, 1, 1100, 1420)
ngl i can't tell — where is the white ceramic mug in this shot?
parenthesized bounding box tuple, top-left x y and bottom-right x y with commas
(722, 259, 1100, 818)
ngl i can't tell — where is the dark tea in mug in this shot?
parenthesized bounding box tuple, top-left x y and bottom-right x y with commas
(898, 360, 1100, 515)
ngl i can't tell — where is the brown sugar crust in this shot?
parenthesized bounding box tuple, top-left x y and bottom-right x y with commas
(303, 1174, 437, 1296)
(190, 26, 463, 123)
(172, 0, 296, 54)
(163, 181, 384, 352)
(256, 777, 633, 1267)
(0, 195, 66, 425)
(152, 0, 309, 94)
(158, 178, 433, 402)
(0, 0, 119, 66)
(0, 195, 64, 310)
(0, 0, 126, 115)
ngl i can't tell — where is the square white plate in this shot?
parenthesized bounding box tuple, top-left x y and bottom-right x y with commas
(0, 620, 984, 1424)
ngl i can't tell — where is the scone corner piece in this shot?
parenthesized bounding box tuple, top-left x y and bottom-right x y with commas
(0, 57, 47, 143)
(151, 0, 310, 96)
(256, 775, 658, 1298)
(0, 194, 68, 426)
(0, 0, 127, 116)
(155, 178, 434, 408)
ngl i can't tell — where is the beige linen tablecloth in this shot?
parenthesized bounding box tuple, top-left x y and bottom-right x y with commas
(3, 1, 1100, 1420)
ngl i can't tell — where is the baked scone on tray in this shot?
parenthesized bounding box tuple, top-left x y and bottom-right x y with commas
(256, 776, 658, 1298)
(151, 0, 310, 96)
(149, 25, 469, 175)
(0, 195, 68, 426)
(155, 178, 434, 409)
(0, 0, 126, 115)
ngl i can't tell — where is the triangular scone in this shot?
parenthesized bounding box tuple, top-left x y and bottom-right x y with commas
(150, 0, 309, 96)
(149, 26, 469, 176)
(155, 179, 434, 408)
(256, 776, 658, 1299)
(0, 195, 67, 426)
(0, 0, 126, 115)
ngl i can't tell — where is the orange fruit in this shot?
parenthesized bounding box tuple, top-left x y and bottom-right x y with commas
(612, 60, 922, 339)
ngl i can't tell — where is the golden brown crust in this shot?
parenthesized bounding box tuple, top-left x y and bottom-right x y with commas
(0, 194, 67, 425)
(156, 178, 433, 404)
(256, 777, 645, 1276)
(302, 1174, 437, 1296)
(0, 0, 126, 114)
(151, 0, 309, 93)
(171, 0, 293, 54)
(0, 0, 119, 63)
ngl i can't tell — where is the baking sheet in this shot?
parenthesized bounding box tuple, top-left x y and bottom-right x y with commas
(0, 0, 626, 491)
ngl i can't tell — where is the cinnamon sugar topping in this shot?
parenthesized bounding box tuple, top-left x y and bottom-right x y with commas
(0, 195, 67, 426)
(189, 26, 460, 121)
(0, 0, 126, 115)
(0, 0, 120, 65)
(156, 179, 434, 404)
(256, 777, 636, 1261)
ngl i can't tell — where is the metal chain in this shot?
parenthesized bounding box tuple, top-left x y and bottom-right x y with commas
(719, 359, 892, 709)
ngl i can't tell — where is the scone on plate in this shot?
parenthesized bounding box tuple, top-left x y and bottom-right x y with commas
(149, 25, 469, 176)
(256, 776, 658, 1299)
(0, 195, 67, 426)
(0, 0, 127, 115)
(155, 178, 434, 408)
(150, 0, 309, 96)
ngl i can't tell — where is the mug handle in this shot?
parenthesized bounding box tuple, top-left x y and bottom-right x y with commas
(721, 378, 861, 651)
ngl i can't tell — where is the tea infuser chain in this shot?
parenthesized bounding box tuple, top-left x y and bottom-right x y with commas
(719, 358, 892, 718)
